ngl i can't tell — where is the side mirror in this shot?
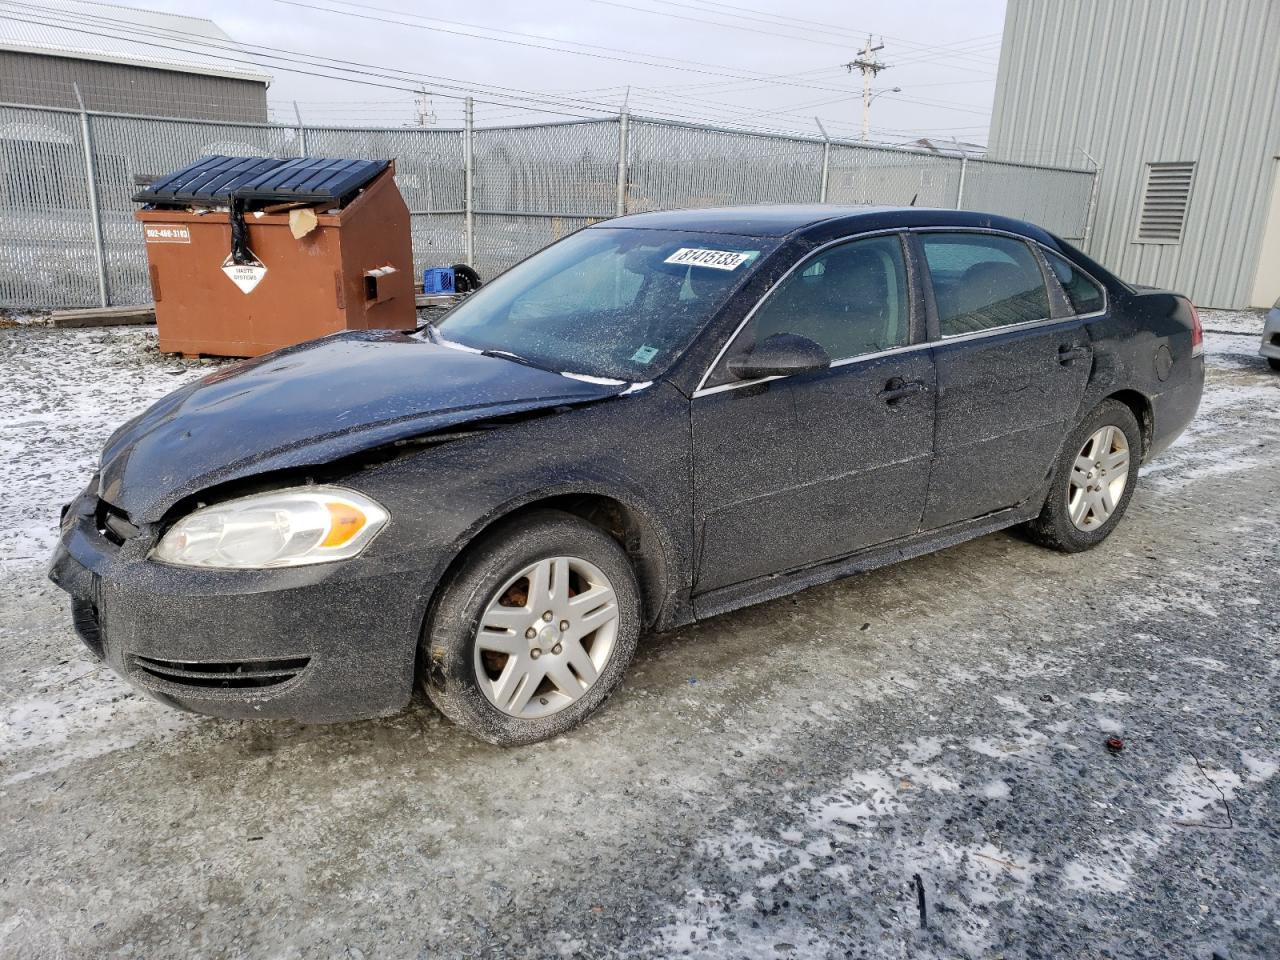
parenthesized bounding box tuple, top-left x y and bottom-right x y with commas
(727, 333, 831, 381)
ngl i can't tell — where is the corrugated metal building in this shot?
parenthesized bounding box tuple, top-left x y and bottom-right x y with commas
(988, 0, 1280, 308)
(0, 0, 271, 122)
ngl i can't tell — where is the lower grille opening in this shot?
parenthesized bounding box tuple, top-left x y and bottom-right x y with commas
(131, 654, 310, 690)
(70, 598, 105, 660)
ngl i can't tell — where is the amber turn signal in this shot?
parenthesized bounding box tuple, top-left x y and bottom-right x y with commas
(322, 502, 367, 547)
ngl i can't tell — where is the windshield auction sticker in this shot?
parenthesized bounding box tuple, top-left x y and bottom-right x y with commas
(664, 248, 753, 270)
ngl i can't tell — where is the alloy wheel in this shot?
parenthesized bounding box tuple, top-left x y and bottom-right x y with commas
(1066, 424, 1130, 531)
(473, 556, 620, 719)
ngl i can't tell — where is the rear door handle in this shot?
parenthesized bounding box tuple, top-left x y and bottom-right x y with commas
(879, 378, 926, 404)
(1058, 344, 1091, 364)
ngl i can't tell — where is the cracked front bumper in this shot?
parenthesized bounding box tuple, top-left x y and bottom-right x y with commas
(48, 482, 430, 723)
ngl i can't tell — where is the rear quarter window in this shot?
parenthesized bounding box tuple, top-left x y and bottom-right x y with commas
(1044, 250, 1106, 315)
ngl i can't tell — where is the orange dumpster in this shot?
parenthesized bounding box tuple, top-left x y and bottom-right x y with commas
(134, 155, 415, 357)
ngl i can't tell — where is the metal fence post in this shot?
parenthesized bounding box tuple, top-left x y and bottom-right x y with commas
(0, 105, 1106, 313)
(74, 84, 109, 307)
(615, 109, 630, 217)
(293, 100, 307, 157)
(1080, 149, 1102, 249)
(464, 96, 475, 266)
(814, 117, 831, 203)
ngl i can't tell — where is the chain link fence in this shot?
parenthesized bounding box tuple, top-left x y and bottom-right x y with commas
(0, 102, 1097, 310)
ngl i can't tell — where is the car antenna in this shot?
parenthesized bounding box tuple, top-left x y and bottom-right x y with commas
(909, 192, 918, 206)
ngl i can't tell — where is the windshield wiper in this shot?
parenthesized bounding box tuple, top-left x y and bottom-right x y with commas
(479, 348, 550, 371)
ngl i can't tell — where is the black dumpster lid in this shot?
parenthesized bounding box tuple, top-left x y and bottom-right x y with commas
(234, 157, 390, 203)
(134, 155, 390, 206)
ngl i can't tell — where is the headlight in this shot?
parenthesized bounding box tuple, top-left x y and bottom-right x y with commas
(152, 486, 388, 569)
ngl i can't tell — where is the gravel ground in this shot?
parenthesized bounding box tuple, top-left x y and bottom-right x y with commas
(0, 312, 1277, 960)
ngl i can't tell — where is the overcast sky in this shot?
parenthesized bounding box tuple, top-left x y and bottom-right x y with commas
(136, 0, 1006, 143)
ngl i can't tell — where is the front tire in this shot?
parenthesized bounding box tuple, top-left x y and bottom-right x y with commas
(420, 510, 641, 746)
(1267, 357, 1280, 371)
(1023, 400, 1142, 553)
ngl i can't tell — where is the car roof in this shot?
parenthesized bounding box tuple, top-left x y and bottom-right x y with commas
(596, 204, 1055, 243)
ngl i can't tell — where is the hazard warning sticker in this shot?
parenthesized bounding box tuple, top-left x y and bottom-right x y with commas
(221, 251, 267, 294)
(144, 224, 191, 244)
(663, 248, 754, 271)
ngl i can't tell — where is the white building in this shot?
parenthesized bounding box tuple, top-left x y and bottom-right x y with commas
(0, 0, 271, 122)
(988, 0, 1280, 308)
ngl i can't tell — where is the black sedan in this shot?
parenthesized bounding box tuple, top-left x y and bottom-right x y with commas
(49, 206, 1205, 745)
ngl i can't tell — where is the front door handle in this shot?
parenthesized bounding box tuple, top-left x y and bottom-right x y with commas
(1058, 344, 1091, 364)
(879, 377, 926, 405)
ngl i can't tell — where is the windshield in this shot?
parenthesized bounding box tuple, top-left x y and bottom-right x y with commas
(436, 227, 776, 381)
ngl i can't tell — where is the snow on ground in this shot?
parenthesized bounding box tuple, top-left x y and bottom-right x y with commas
(0, 312, 1273, 786)
(1198, 307, 1271, 335)
(0, 326, 229, 568)
(0, 327, 231, 783)
(0, 310, 1277, 958)
(1141, 313, 1280, 493)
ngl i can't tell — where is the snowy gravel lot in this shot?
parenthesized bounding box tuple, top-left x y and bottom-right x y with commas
(1, 312, 1277, 959)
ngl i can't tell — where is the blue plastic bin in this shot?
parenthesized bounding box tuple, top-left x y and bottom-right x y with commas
(422, 267, 456, 294)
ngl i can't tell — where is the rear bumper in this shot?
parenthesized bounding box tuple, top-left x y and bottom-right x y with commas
(1148, 354, 1205, 460)
(48, 483, 431, 723)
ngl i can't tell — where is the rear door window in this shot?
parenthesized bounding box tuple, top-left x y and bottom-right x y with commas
(921, 233, 1051, 336)
(1043, 250, 1106, 316)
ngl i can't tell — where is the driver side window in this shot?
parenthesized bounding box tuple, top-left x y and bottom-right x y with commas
(715, 234, 910, 385)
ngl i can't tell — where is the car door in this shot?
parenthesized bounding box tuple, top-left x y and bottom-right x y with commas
(691, 232, 935, 592)
(915, 231, 1092, 529)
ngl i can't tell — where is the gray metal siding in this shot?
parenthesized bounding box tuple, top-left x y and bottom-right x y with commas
(0, 50, 268, 122)
(988, 0, 1280, 308)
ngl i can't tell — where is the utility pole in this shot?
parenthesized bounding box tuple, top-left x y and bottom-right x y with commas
(414, 85, 437, 126)
(845, 35, 887, 141)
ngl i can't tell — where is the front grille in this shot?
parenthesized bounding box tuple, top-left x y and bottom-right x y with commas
(96, 500, 139, 546)
(130, 655, 311, 690)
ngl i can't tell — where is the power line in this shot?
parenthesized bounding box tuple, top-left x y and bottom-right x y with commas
(678, 0, 1003, 55)
(0, 2, 866, 136)
(676, 0, 1004, 68)
(0, 0, 992, 139)
(267, 0, 995, 115)
(585, 0, 1000, 75)
(282, 0, 828, 82)
(0, 4, 649, 120)
(0, 2, 773, 119)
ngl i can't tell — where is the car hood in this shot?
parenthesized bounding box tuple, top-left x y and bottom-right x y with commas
(99, 330, 628, 522)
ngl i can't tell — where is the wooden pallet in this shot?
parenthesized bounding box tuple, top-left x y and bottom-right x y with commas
(50, 305, 157, 329)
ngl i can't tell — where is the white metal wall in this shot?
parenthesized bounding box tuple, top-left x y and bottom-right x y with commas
(988, 0, 1280, 308)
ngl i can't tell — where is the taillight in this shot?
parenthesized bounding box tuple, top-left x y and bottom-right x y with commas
(1187, 299, 1203, 357)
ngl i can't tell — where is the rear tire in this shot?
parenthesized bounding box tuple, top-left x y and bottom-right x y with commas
(1022, 400, 1142, 553)
(420, 510, 641, 746)
(1268, 357, 1280, 371)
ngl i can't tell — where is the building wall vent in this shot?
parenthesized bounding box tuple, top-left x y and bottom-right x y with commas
(1136, 162, 1195, 243)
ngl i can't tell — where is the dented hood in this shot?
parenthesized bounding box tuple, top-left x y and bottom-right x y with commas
(99, 331, 625, 521)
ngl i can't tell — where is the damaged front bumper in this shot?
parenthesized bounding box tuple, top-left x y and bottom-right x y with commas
(48, 479, 428, 723)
